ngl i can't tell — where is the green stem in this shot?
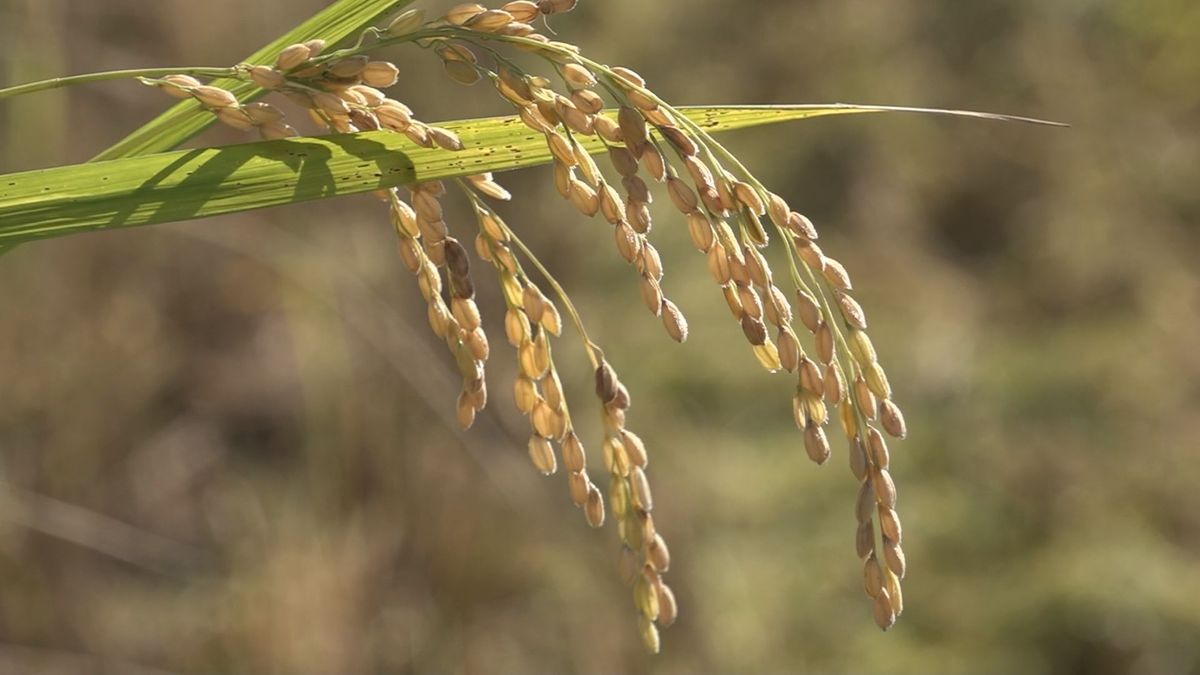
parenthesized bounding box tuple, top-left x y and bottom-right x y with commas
(0, 67, 238, 100)
(504, 220, 600, 368)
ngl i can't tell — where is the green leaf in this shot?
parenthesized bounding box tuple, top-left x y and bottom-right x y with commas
(92, 0, 415, 161)
(0, 104, 1063, 246)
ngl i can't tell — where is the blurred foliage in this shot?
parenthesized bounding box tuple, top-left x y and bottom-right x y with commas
(1, 0, 1198, 673)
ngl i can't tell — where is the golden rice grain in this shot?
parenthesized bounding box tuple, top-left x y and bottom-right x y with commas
(504, 307, 531, 347)
(879, 398, 907, 439)
(608, 145, 639, 177)
(864, 361, 892, 399)
(594, 360, 618, 402)
(640, 275, 663, 315)
(822, 257, 853, 290)
(502, 0, 539, 22)
(856, 480, 876, 524)
(796, 239, 824, 270)
(867, 427, 890, 470)
(656, 585, 678, 629)
(864, 553, 884, 598)
(686, 212, 715, 251)
(158, 74, 201, 98)
(873, 468, 897, 508)
(856, 520, 875, 559)
(362, 61, 400, 88)
(569, 88, 604, 115)
(248, 66, 285, 90)
(513, 375, 538, 414)
(816, 321, 835, 364)
(733, 181, 765, 215)
(660, 125, 698, 156)
(594, 114, 623, 143)
(799, 357, 825, 397)
(795, 289, 821, 332)
(641, 144, 667, 182)
(532, 399, 559, 438)
(788, 211, 819, 240)
(667, 177, 698, 213)
(640, 242, 664, 280)
(778, 327, 801, 373)
(879, 506, 902, 543)
(707, 242, 733, 285)
(569, 179, 600, 216)
(626, 201, 653, 233)
(741, 315, 768, 346)
(638, 616, 661, 654)
(648, 533, 670, 573)
(849, 437, 869, 481)
(767, 192, 790, 229)
(216, 108, 254, 131)
(737, 283, 763, 320)
(610, 65, 646, 88)
(618, 105, 649, 155)
(873, 587, 896, 631)
(574, 144, 602, 185)
(568, 469, 590, 506)
(623, 176, 653, 205)
(836, 291, 867, 330)
(465, 9, 514, 32)
(387, 8, 425, 36)
(848, 328, 877, 365)
(855, 377, 878, 420)
(662, 299, 688, 342)
(528, 435, 558, 474)
(883, 537, 906, 578)
(563, 63, 597, 89)
(537, 0, 578, 15)
(446, 3, 486, 25)
(192, 85, 238, 108)
(840, 400, 858, 440)
(614, 221, 642, 263)
(683, 156, 716, 192)
(804, 425, 831, 465)
(465, 327, 489, 360)
(275, 43, 311, 71)
(630, 466, 653, 511)
(303, 39, 326, 57)
(560, 432, 586, 474)
(621, 430, 649, 468)
(825, 363, 845, 404)
(450, 297, 482, 331)
(585, 485, 605, 527)
(722, 283, 744, 319)
(327, 55, 369, 79)
(885, 570, 904, 615)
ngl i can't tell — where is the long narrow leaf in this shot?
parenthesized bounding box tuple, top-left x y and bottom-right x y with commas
(93, 0, 414, 161)
(0, 105, 1063, 246)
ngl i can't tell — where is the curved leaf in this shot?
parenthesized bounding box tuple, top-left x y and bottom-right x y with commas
(0, 105, 1063, 246)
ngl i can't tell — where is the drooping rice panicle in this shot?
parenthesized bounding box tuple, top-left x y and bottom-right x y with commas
(134, 0, 913, 647)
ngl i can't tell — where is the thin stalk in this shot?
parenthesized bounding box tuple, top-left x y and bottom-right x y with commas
(454, 180, 599, 367)
(506, 225, 600, 368)
(0, 67, 238, 100)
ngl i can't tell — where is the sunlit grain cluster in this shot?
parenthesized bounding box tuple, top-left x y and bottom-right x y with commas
(147, 0, 909, 650)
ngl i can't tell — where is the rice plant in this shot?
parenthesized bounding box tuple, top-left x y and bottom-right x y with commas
(0, 0, 1062, 652)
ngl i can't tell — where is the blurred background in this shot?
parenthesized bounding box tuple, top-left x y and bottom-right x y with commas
(2, 0, 1198, 672)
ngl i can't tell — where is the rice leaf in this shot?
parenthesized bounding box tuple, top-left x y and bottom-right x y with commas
(0, 104, 1063, 246)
